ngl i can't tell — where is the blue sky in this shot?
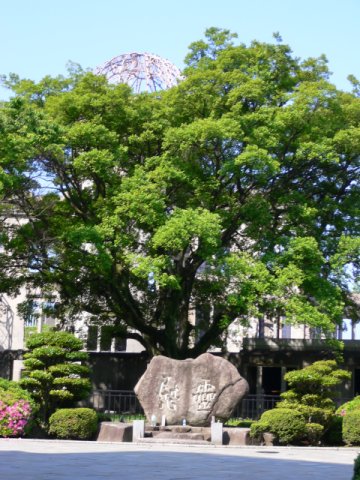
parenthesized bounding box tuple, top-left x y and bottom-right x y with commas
(1, 0, 359, 99)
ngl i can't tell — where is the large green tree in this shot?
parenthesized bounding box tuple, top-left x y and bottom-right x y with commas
(0, 29, 359, 358)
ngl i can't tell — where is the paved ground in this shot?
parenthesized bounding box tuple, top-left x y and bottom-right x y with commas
(0, 439, 359, 480)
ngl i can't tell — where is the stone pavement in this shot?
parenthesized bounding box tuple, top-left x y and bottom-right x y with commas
(0, 438, 359, 480)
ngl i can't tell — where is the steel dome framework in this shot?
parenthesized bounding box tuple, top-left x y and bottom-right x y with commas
(95, 52, 182, 93)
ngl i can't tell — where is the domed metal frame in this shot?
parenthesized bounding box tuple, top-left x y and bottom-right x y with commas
(95, 52, 182, 93)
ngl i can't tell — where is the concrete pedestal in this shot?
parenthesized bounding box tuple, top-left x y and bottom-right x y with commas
(211, 422, 223, 445)
(132, 420, 145, 441)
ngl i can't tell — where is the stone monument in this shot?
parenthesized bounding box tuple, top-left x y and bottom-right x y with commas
(134, 353, 248, 426)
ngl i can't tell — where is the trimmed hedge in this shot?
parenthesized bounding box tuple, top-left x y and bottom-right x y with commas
(305, 423, 323, 445)
(250, 408, 306, 445)
(322, 415, 343, 446)
(336, 396, 360, 417)
(343, 410, 360, 446)
(353, 454, 360, 480)
(49, 408, 98, 440)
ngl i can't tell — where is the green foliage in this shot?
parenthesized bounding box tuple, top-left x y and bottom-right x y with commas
(336, 396, 360, 416)
(343, 410, 360, 445)
(279, 401, 332, 427)
(225, 418, 254, 428)
(24, 324, 52, 345)
(281, 361, 350, 421)
(305, 423, 324, 445)
(19, 331, 91, 424)
(277, 361, 350, 443)
(0, 378, 38, 413)
(353, 454, 360, 480)
(48, 408, 98, 440)
(283, 361, 351, 398)
(250, 408, 306, 445)
(0, 28, 358, 358)
(26, 331, 84, 350)
(322, 415, 344, 446)
(97, 412, 145, 423)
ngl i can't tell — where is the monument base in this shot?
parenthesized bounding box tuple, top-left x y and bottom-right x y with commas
(96, 421, 259, 446)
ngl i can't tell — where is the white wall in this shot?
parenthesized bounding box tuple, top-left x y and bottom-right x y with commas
(0, 292, 25, 351)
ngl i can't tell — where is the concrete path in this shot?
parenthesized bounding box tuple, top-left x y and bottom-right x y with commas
(0, 439, 359, 480)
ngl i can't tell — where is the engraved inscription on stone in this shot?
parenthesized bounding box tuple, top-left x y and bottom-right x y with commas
(158, 376, 180, 411)
(192, 379, 216, 411)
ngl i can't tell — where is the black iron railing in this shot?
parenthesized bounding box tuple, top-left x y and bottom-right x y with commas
(86, 390, 352, 420)
(88, 389, 143, 415)
(232, 394, 280, 419)
(86, 390, 282, 419)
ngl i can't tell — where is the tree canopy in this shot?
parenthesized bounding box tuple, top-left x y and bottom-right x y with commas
(0, 28, 359, 358)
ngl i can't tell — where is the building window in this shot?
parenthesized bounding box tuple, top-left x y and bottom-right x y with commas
(86, 325, 126, 352)
(258, 318, 265, 338)
(341, 319, 360, 340)
(87, 325, 98, 350)
(310, 327, 322, 339)
(24, 300, 40, 328)
(22, 297, 56, 343)
(281, 323, 291, 339)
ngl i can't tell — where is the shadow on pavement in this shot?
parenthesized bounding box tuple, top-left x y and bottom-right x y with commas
(0, 447, 354, 480)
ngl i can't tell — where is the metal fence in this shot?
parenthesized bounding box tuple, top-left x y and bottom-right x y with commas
(88, 389, 143, 415)
(232, 395, 280, 419)
(86, 389, 353, 420)
(86, 390, 281, 419)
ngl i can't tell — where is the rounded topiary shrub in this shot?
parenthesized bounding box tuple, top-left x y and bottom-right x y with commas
(250, 408, 306, 445)
(343, 410, 360, 446)
(20, 331, 91, 425)
(49, 408, 98, 440)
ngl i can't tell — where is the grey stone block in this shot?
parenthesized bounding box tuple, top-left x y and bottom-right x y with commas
(223, 427, 257, 446)
(97, 422, 133, 442)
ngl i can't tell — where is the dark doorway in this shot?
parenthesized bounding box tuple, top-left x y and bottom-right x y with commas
(262, 366, 282, 395)
(246, 366, 257, 394)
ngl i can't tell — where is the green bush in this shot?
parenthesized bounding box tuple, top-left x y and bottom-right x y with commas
(322, 415, 344, 446)
(305, 423, 323, 445)
(97, 412, 145, 423)
(49, 408, 98, 440)
(250, 408, 306, 445)
(280, 361, 350, 427)
(353, 454, 360, 480)
(225, 418, 254, 428)
(343, 410, 360, 446)
(283, 361, 350, 397)
(274, 361, 351, 445)
(279, 399, 333, 427)
(0, 378, 38, 413)
(336, 396, 360, 417)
